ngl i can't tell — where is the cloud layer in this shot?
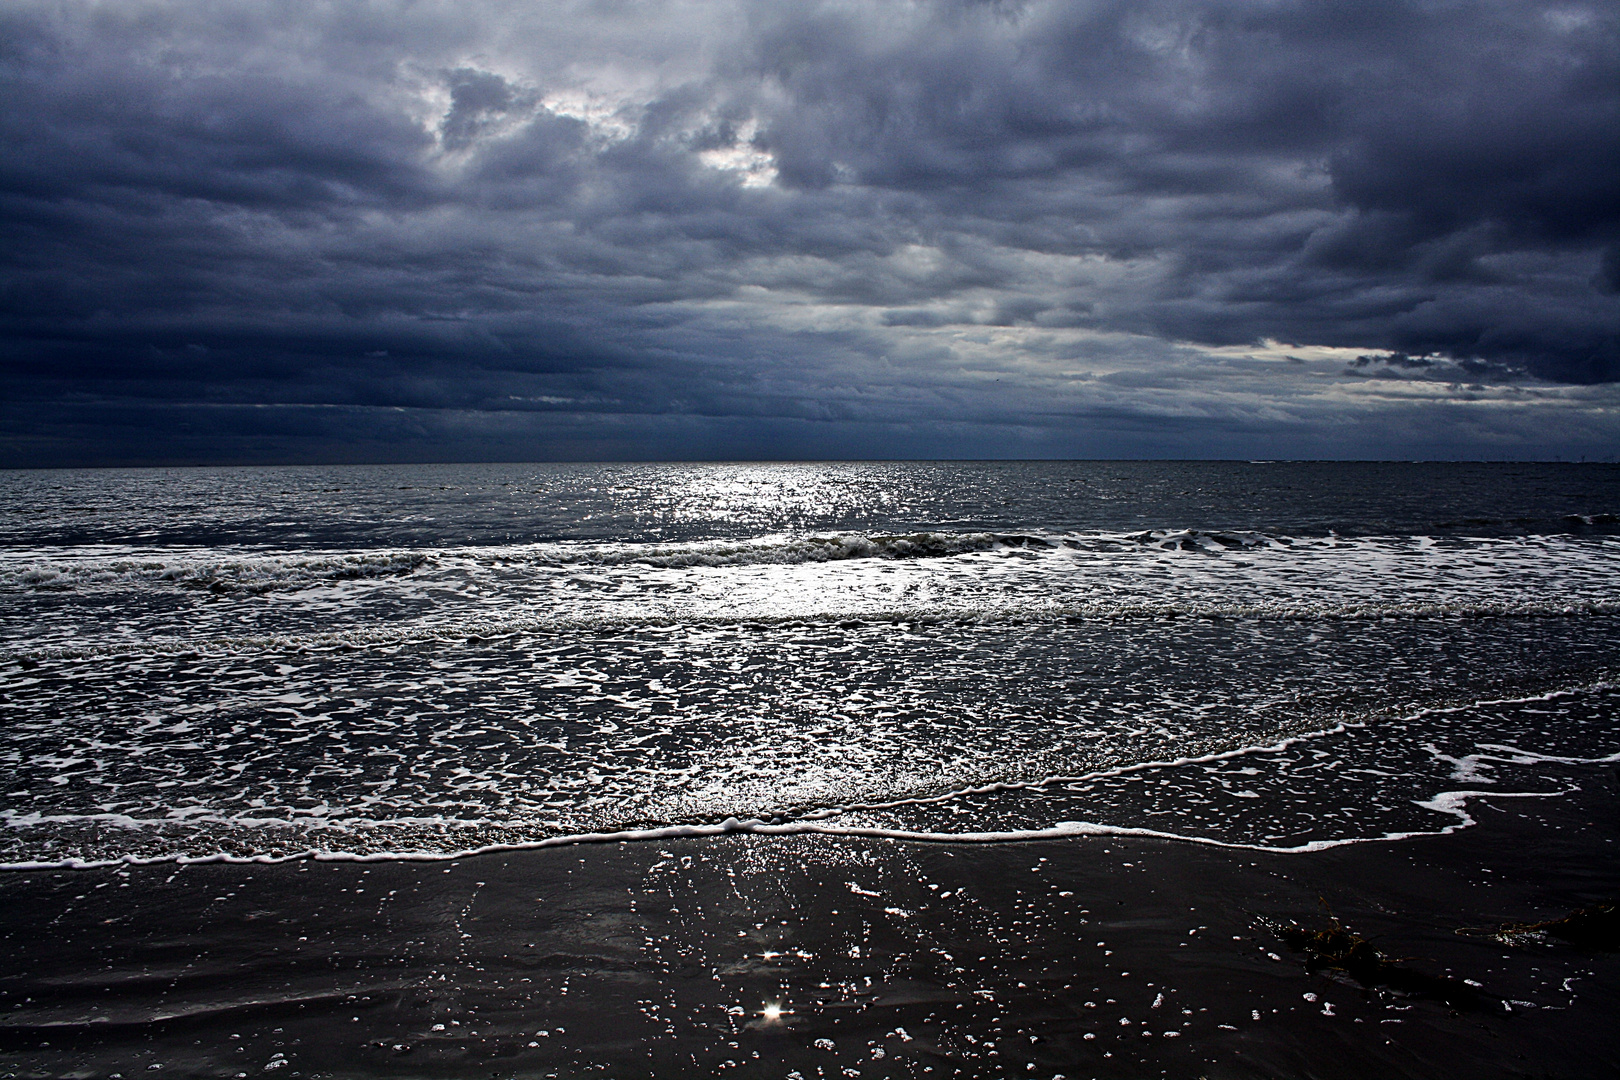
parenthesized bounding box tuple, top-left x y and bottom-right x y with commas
(3, 0, 1618, 463)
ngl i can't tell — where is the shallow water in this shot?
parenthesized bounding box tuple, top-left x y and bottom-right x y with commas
(3, 461, 1618, 866)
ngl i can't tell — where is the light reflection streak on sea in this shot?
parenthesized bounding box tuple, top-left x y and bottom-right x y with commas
(2, 462, 1619, 866)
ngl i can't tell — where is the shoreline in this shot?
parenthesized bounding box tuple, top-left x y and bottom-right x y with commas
(10, 675, 1617, 874)
(1, 768, 1616, 1078)
(0, 785, 1579, 873)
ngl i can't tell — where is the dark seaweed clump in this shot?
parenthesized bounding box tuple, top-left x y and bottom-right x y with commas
(1260, 907, 1493, 1010)
(1458, 901, 1620, 950)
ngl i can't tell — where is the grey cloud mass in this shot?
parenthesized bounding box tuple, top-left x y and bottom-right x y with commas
(3, 0, 1618, 464)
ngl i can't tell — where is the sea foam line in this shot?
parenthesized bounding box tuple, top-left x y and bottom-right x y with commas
(0, 789, 1583, 872)
(5, 684, 1613, 872)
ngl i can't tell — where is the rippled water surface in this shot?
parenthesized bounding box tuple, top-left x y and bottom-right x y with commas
(3, 461, 1618, 865)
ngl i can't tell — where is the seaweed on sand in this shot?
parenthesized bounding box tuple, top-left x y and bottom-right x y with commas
(1457, 901, 1620, 949)
(1258, 902, 1494, 1010)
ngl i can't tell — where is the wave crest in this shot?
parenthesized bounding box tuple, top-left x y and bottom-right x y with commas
(1, 551, 431, 594)
(529, 531, 1050, 569)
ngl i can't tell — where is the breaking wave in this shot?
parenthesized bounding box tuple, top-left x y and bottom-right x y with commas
(0, 533, 1054, 595)
(0, 550, 431, 594)
(7, 595, 1618, 665)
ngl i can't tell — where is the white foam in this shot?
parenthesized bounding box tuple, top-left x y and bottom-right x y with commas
(10, 593, 1619, 665)
(0, 786, 1582, 872)
(5, 684, 1613, 871)
(6, 517, 1620, 871)
(9, 529, 1619, 663)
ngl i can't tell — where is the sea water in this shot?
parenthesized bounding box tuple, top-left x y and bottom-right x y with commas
(2, 461, 1617, 867)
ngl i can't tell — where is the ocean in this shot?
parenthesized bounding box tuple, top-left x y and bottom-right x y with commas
(4, 461, 1620, 1079)
(4, 460, 1618, 867)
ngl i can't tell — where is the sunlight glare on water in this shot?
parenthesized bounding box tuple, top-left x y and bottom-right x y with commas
(1, 461, 1618, 866)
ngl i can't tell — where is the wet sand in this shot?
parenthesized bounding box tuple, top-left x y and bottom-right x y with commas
(2, 775, 1616, 1079)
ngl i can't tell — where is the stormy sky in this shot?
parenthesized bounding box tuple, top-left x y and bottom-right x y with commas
(3, 0, 1618, 465)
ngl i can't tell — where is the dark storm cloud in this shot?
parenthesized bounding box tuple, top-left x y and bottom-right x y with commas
(2, 0, 1617, 464)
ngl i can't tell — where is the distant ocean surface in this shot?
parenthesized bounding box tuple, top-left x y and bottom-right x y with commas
(3, 461, 1618, 868)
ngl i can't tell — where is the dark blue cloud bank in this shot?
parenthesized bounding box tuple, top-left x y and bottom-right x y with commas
(2, 0, 1617, 465)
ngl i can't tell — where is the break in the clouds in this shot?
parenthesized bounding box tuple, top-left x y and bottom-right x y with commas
(2, 0, 1618, 464)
